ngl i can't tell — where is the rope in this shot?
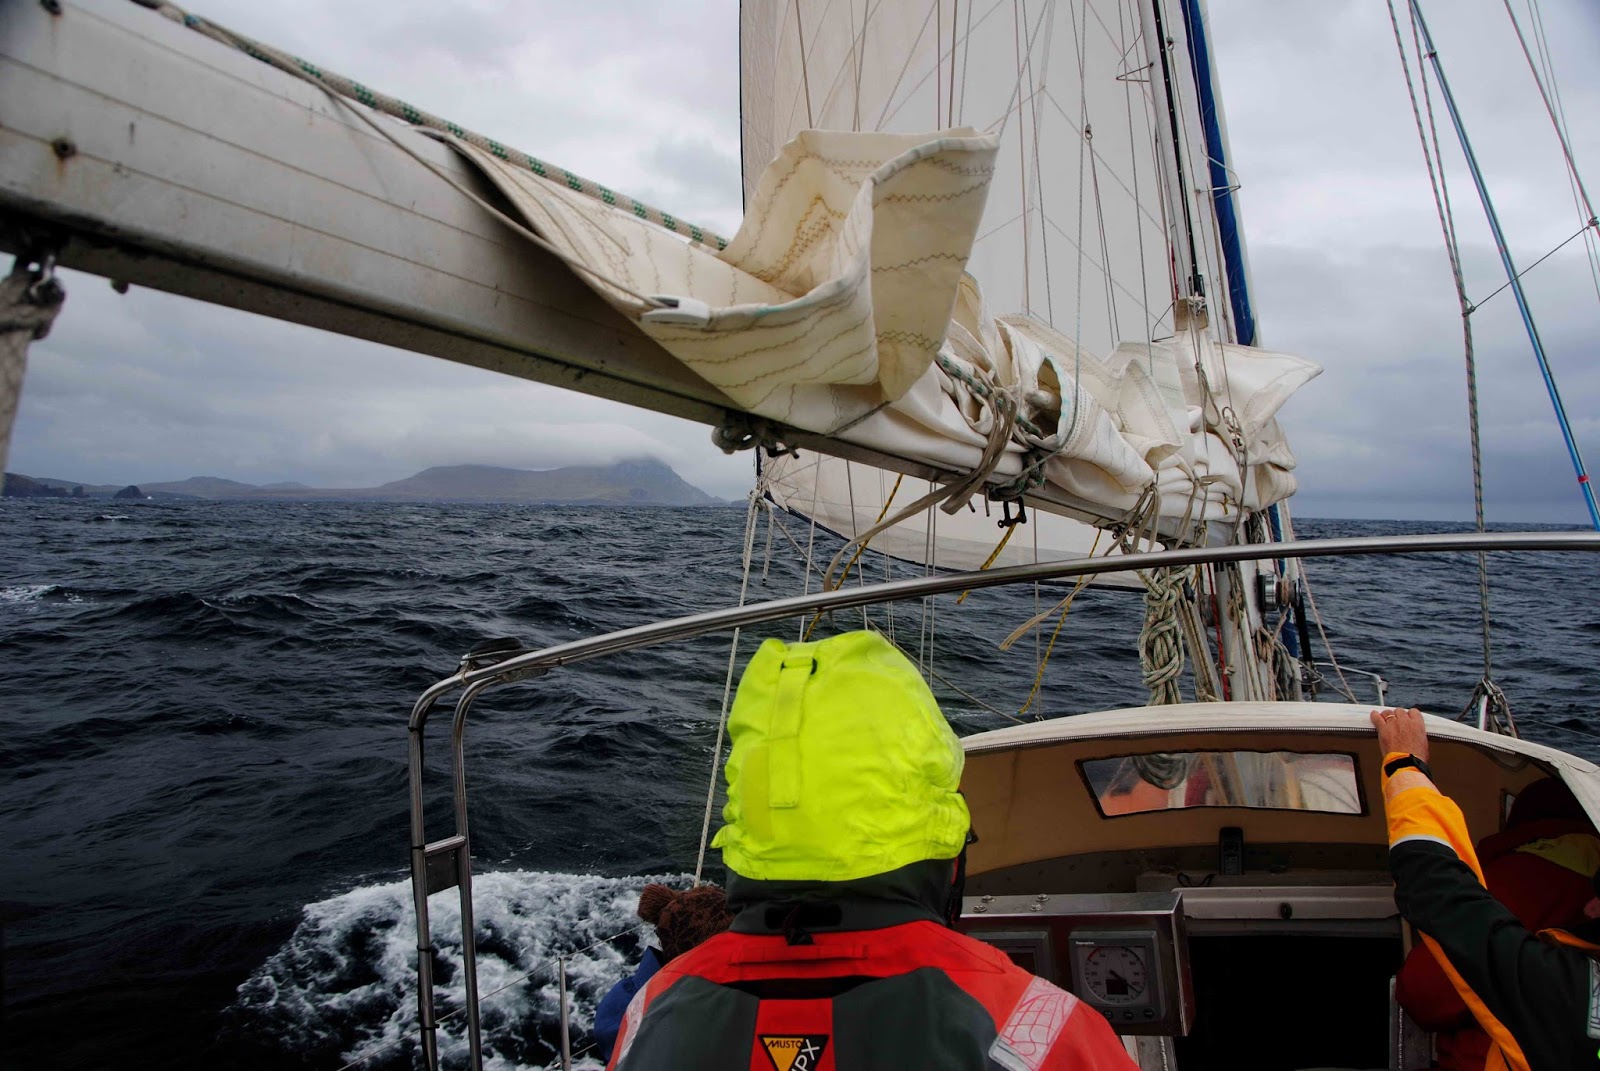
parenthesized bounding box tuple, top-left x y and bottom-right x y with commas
(1131, 753, 1190, 791)
(955, 523, 1017, 604)
(802, 473, 904, 639)
(1462, 675, 1519, 738)
(1139, 566, 1185, 705)
(1386, 0, 1496, 684)
(997, 529, 1106, 648)
(144, 2, 730, 252)
(694, 476, 767, 883)
(815, 365, 1023, 593)
(1014, 558, 1098, 718)
(164, 10, 668, 309)
(1, 254, 66, 474)
(1298, 562, 1358, 704)
(1175, 571, 1221, 702)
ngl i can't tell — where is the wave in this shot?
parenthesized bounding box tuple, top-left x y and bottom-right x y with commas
(229, 870, 685, 1070)
(0, 583, 87, 606)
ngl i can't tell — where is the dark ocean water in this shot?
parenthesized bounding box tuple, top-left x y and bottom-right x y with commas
(2, 499, 1596, 1069)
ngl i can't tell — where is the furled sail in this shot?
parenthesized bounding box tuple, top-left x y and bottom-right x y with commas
(447, 0, 1318, 567)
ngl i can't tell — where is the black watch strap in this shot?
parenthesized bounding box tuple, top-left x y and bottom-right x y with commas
(1384, 754, 1433, 780)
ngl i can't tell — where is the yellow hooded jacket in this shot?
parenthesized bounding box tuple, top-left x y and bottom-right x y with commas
(711, 630, 971, 882)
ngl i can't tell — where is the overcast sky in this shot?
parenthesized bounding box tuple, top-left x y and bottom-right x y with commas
(9, 0, 1600, 522)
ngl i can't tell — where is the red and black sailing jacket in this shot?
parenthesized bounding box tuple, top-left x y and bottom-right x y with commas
(606, 866, 1134, 1070)
(1384, 756, 1600, 1071)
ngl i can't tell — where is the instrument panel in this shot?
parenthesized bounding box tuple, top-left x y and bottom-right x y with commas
(1070, 929, 1163, 1026)
(960, 891, 1193, 1036)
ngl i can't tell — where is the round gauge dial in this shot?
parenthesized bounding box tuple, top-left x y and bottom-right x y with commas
(1081, 945, 1148, 1006)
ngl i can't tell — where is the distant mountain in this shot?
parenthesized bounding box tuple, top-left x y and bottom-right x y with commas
(2, 473, 73, 498)
(142, 476, 260, 497)
(18, 476, 119, 495)
(365, 461, 717, 505)
(3, 461, 721, 506)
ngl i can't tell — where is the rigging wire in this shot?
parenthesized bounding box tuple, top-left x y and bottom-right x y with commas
(1068, 0, 1090, 352)
(146, 2, 726, 260)
(796, 0, 816, 127)
(802, 472, 904, 638)
(1298, 561, 1358, 705)
(1013, 0, 1034, 311)
(1117, 0, 1160, 354)
(874, 0, 954, 130)
(845, 461, 871, 630)
(1386, 0, 1504, 701)
(958, 0, 976, 123)
(1472, 221, 1598, 312)
(1398, 1, 1504, 696)
(1027, 0, 1060, 325)
(694, 474, 769, 883)
(1406, 0, 1600, 533)
(1503, 0, 1600, 306)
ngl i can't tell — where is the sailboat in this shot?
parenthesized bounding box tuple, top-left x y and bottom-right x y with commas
(3, 1, 1599, 1069)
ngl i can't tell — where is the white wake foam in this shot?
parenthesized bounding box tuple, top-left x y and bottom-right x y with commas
(233, 870, 687, 1070)
(0, 584, 52, 604)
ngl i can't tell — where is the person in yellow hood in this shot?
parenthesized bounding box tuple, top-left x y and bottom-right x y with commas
(1373, 705, 1600, 1071)
(606, 630, 1135, 1070)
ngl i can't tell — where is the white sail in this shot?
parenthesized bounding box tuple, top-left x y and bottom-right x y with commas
(431, 0, 1318, 556)
(736, 0, 1316, 574)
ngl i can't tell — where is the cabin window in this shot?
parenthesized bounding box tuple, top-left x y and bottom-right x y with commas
(1080, 751, 1365, 817)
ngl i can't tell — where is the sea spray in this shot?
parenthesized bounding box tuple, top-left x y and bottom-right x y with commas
(230, 870, 689, 1069)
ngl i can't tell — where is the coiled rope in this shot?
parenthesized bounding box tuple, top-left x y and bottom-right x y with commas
(1139, 566, 1185, 706)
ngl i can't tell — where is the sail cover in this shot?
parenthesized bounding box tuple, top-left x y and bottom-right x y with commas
(447, 0, 1318, 557)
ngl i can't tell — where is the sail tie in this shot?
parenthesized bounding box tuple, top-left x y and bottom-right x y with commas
(0, 252, 66, 474)
(813, 365, 1025, 595)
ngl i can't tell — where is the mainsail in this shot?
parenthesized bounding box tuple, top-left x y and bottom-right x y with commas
(445, 0, 1319, 564)
(733, 0, 1318, 576)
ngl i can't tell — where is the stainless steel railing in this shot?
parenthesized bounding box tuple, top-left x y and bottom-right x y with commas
(405, 530, 1600, 1070)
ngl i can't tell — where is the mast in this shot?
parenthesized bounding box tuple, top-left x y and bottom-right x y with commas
(1177, 0, 1254, 347)
(1176, 0, 1304, 677)
(1137, 0, 1287, 701)
(1141, 1, 1206, 310)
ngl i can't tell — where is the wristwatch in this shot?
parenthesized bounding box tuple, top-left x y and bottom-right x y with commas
(1383, 754, 1433, 780)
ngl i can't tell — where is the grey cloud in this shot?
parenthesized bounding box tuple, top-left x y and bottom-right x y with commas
(13, 275, 754, 497)
(1250, 236, 1598, 523)
(634, 137, 746, 227)
(9, 1, 1600, 524)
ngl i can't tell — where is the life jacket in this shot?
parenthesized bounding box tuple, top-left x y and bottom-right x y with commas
(607, 920, 1132, 1071)
(607, 863, 1134, 1071)
(1513, 831, 1600, 881)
